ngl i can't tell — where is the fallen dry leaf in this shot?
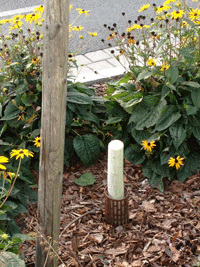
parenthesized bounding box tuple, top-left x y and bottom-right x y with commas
(142, 200, 157, 213)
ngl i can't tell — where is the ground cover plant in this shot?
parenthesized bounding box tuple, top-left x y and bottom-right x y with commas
(102, 0, 200, 191)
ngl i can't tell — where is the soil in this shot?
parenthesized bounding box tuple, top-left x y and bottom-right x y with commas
(16, 82, 200, 267)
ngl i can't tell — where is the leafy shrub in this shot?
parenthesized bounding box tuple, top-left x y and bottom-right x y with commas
(103, 0, 200, 191)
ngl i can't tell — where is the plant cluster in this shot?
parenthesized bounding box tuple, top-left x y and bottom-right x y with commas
(103, 0, 200, 190)
(0, 5, 100, 259)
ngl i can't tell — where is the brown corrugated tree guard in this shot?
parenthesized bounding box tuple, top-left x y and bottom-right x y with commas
(35, 0, 69, 266)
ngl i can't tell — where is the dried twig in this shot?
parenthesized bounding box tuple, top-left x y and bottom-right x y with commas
(59, 208, 101, 238)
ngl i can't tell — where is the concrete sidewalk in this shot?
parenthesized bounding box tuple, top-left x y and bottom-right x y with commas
(69, 46, 130, 85)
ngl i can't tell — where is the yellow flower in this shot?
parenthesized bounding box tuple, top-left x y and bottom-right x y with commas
(156, 5, 171, 14)
(192, 0, 199, 2)
(168, 156, 184, 170)
(141, 140, 156, 152)
(3, 170, 15, 180)
(1, 233, 9, 240)
(69, 4, 73, 11)
(160, 63, 170, 71)
(33, 137, 41, 147)
(88, 32, 98, 37)
(79, 35, 83, 39)
(171, 10, 185, 19)
(76, 8, 90, 16)
(0, 156, 9, 170)
(147, 57, 157, 66)
(31, 57, 39, 64)
(25, 13, 41, 24)
(73, 25, 83, 31)
(34, 5, 44, 13)
(10, 149, 34, 160)
(164, 0, 176, 4)
(189, 8, 200, 21)
(138, 4, 150, 12)
(126, 24, 141, 32)
(0, 19, 11, 25)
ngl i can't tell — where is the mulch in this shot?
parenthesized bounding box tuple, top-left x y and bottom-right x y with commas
(16, 82, 200, 267)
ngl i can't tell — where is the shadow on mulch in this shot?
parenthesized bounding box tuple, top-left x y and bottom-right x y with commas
(16, 152, 200, 267)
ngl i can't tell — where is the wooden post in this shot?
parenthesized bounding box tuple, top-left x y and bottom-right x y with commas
(35, 0, 69, 266)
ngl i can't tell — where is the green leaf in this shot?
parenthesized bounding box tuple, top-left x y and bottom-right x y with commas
(66, 91, 94, 105)
(166, 66, 179, 84)
(0, 101, 19, 121)
(135, 99, 167, 130)
(136, 69, 153, 83)
(161, 85, 171, 99)
(117, 74, 132, 85)
(74, 172, 96, 186)
(128, 103, 149, 124)
(169, 123, 186, 150)
(178, 47, 195, 61)
(177, 153, 200, 182)
(193, 127, 200, 140)
(12, 233, 34, 243)
(0, 252, 25, 267)
(182, 81, 200, 88)
(124, 145, 145, 165)
(154, 106, 181, 132)
(104, 117, 122, 125)
(191, 88, 200, 108)
(73, 134, 100, 166)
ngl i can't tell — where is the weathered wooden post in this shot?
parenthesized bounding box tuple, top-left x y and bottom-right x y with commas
(36, 0, 69, 266)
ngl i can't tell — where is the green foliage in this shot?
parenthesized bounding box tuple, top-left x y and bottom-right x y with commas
(74, 172, 96, 186)
(0, 252, 25, 267)
(103, 0, 200, 190)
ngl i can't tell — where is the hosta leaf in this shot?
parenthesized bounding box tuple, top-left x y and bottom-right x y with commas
(154, 106, 181, 132)
(74, 172, 96, 186)
(0, 252, 25, 267)
(135, 99, 167, 130)
(73, 134, 100, 166)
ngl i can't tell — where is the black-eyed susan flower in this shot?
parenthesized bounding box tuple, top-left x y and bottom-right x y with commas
(88, 32, 98, 37)
(171, 10, 185, 20)
(69, 4, 73, 11)
(138, 4, 150, 12)
(34, 5, 44, 13)
(156, 5, 171, 14)
(10, 149, 34, 160)
(73, 25, 83, 31)
(141, 140, 156, 152)
(25, 13, 41, 24)
(0, 156, 9, 170)
(168, 156, 184, 170)
(33, 137, 41, 147)
(3, 170, 15, 180)
(189, 8, 200, 21)
(31, 57, 39, 64)
(147, 57, 157, 66)
(160, 63, 170, 71)
(76, 8, 90, 16)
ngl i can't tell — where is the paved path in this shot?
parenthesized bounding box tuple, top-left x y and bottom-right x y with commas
(69, 46, 130, 85)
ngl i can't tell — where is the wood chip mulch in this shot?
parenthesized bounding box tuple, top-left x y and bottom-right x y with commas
(17, 152, 200, 267)
(16, 82, 200, 266)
